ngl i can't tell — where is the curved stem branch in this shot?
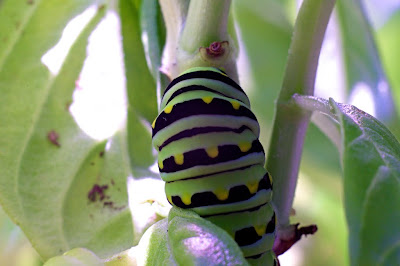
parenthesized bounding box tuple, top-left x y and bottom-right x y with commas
(266, 0, 336, 230)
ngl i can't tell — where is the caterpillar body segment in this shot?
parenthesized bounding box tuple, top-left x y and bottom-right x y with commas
(152, 67, 277, 265)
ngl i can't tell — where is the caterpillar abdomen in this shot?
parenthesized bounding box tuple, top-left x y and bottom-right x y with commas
(152, 67, 276, 265)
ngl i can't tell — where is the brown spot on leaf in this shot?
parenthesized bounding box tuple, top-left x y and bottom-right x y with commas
(99, 151, 104, 157)
(27, 0, 34, 4)
(103, 201, 113, 207)
(88, 184, 109, 202)
(103, 200, 125, 211)
(47, 130, 61, 147)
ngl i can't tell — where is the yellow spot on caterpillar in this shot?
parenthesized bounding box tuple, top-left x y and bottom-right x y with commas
(231, 101, 240, 110)
(202, 96, 213, 104)
(214, 188, 229, 201)
(158, 160, 164, 170)
(254, 225, 266, 236)
(164, 105, 173, 114)
(181, 194, 192, 205)
(206, 146, 219, 158)
(151, 119, 156, 128)
(247, 181, 258, 194)
(174, 154, 184, 165)
(268, 174, 273, 186)
(167, 195, 172, 204)
(238, 142, 252, 152)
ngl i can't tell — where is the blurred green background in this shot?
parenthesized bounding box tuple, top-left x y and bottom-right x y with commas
(1, 0, 399, 265)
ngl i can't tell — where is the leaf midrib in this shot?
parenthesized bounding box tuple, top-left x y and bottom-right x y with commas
(0, 0, 41, 71)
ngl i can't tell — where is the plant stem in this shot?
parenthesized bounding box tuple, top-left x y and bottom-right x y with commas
(266, 0, 336, 229)
(180, 0, 231, 53)
(159, 0, 235, 80)
(159, 0, 189, 76)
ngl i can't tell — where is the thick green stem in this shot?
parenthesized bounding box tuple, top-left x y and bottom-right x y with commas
(159, 0, 236, 80)
(159, 0, 189, 76)
(266, 0, 336, 230)
(180, 0, 231, 53)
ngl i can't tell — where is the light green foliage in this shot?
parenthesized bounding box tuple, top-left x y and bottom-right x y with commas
(44, 248, 103, 266)
(293, 95, 400, 266)
(118, 0, 158, 178)
(332, 100, 400, 265)
(135, 208, 249, 266)
(0, 0, 134, 260)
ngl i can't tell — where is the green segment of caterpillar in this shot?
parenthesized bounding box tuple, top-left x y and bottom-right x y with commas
(152, 67, 277, 265)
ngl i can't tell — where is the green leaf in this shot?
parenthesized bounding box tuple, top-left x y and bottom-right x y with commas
(331, 99, 400, 265)
(136, 208, 249, 266)
(336, 0, 400, 136)
(61, 130, 133, 259)
(140, 0, 165, 84)
(119, 0, 158, 178)
(293, 94, 400, 265)
(44, 248, 104, 266)
(0, 2, 134, 260)
(0, 0, 95, 229)
(119, 0, 158, 122)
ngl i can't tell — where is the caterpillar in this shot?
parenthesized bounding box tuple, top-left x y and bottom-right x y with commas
(152, 67, 277, 265)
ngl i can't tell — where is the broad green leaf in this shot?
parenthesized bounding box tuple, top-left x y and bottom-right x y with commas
(135, 208, 249, 266)
(330, 99, 400, 265)
(61, 130, 133, 259)
(0, 2, 134, 260)
(0, 0, 95, 230)
(44, 248, 103, 266)
(119, 0, 158, 177)
(293, 94, 400, 265)
(336, 0, 400, 136)
(0, 0, 39, 68)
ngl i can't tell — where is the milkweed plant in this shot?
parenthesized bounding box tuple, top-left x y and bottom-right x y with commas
(0, 0, 399, 265)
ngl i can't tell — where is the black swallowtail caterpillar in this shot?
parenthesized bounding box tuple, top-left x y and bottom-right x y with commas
(152, 67, 277, 265)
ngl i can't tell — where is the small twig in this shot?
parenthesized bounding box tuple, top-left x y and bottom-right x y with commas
(273, 223, 318, 256)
